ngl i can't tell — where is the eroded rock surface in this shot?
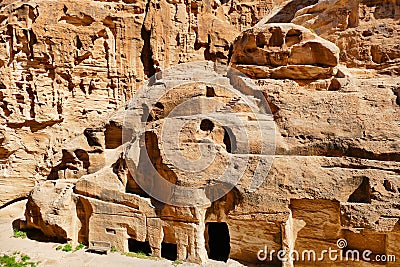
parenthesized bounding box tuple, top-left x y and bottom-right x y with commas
(21, 62, 400, 266)
(0, 0, 399, 266)
(230, 23, 339, 79)
(0, 0, 286, 206)
(291, 0, 400, 72)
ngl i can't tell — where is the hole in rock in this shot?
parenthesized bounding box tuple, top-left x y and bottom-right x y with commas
(206, 222, 230, 262)
(83, 128, 102, 147)
(393, 88, 400, 107)
(348, 176, 371, 203)
(161, 242, 177, 261)
(256, 32, 267, 48)
(362, 30, 373, 37)
(268, 27, 284, 47)
(128, 239, 152, 255)
(76, 36, 82, 49)
(106, 228, 116, 234)
(285, 29, 302, 46)
(383, 179, 397, 193)
(140, 25, 156, 78)
(206, 86, 216, 97)
(223, 127, 237, 153)
(200, 119, 214, 132)
(155, 102, 164, 109)
(74, 149, 90, 169)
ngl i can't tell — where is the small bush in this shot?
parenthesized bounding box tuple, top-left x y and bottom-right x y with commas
(56, 244, 74, 252)
(62, 244, 72, 252)
(20, 255, 30, 262)
(110, 246, 118, 253)
(13, 229, 27, 239)
(0, 251, 40, 267)
(74, 243, 85, 251)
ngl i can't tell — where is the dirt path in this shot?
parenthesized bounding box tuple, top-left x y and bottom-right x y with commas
(0, 200, 242, 267)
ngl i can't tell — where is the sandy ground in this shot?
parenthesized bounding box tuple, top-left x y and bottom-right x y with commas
(0, 200, 243, 267)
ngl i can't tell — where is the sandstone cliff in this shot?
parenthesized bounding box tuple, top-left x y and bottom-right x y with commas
(0, 0, 399, 266)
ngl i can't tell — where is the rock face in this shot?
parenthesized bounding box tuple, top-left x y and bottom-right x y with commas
(0, 0, 146, 206)
(291, 0, 360, 35)
(23, 62, 277, 263)
(290, 0, 400, 72)
(1, 0, 400, 266)
(22, 63, 400, 266)
(25, 180, 79, 243)
(230, 23, 339, 79)
(0, 0, 286, 207)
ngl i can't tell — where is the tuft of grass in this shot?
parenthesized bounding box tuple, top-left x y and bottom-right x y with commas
(13, 229, 27, 239)
(61, 244, 72, 252)
(20, 255, 30, 262)
(110, 246, 118, 253)
(172, 260, 183, 266)
(122, 251, 159, 260)
(123, 251, 148, 259)
(74, 243, 85, 251)
(56, 244, 73, 252)
(0, 251, 40, 267)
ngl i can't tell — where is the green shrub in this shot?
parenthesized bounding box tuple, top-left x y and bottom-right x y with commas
(20, 255, 30, 262)
(55, 244, 74, 252)
(13, 229, 27, 239)
(61, 244, 72, 252)
(110, 246, 118, 253)
(0, 251, 40, 267)
(74, 243, 85, 251)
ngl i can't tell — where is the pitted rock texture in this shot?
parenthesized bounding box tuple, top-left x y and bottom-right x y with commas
(22, 63, 276, 264)
(0, 0, 287, 206)
(0, 0, 398, 208)
(288, 0, 400, 72)
(230, 23, 339, 79)
(21, 62, 400, 266)
(0, 0, 399, 266)
(0, 0, 146, 206)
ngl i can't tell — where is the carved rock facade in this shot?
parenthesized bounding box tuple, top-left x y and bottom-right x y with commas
(0, 0, 399, 266)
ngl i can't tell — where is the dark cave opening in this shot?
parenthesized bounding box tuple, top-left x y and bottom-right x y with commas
(161, 242, 177, 261)
(206, 222, 230, 262)
(223, 127, 237, 153)
(348, 176, 371, 203)
(206, 86, 216, 97)
(200, 119, 214, 132)
(128, 239, 152, 255)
